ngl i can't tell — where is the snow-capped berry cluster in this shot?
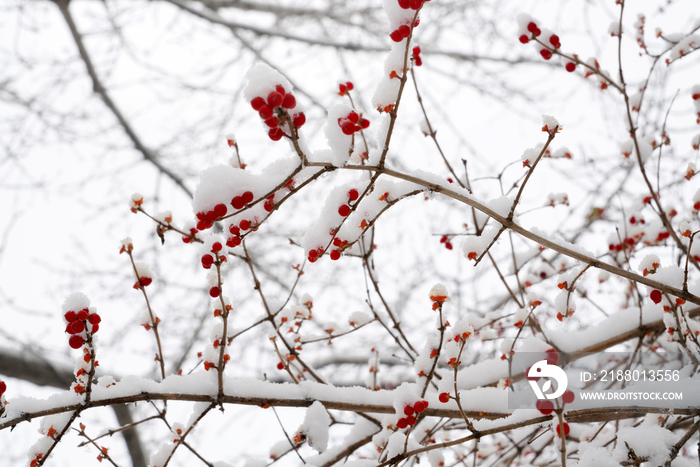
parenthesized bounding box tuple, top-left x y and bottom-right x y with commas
(338, 81, 354, 96)
(396, 400, 429, 429)
(338, 111, 370, 135)
(129, 192, 143, 213)
(308, 188, 360, 262)
(62, 293, 100, 351)
(65, 307, 101, 349)
(250, 84, 305, 141)
(429, 283, 449, 310)
(132, 262, 153, 289)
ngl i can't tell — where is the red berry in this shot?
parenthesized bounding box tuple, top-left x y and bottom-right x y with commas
(527, 22, 538, 33)
(404, 405, 415, 416)
(214, 204, 227, 218)
(545, 348, 559, 365)
(277, 362, 284, 370)
(406, 415, 416, 425)
(415, 400, 428, 412)
(275, 85, 286, 95)
(242, 191, 254, 204)
(398, 0, 410, 8)
(251, 97, 266, 110)
(693, 93, 700, 100)
(70, 320, 85, 334)
(212, 242, 222, 253)
(293, 113, 306, 127)
(282, 94, 296, 109)
(445, 242, 453, 250)
(565, 62, 576, 72)
(64, 311, 77, 322)
(229, 225, 240, 235)
(226, 236, 241, 248)
(0, 381, 6, 396)
(264, 200, 274, 212)
(240, 219, 251, 231)
(258, 105, 273, 119)
(535, 399, 554, 415)
(89, 314, 101, 325)
(338, 83, 347, 95)
(267, 91, 283, 107)
(77, 309, 89, 321)
(413, 46, 421, 55)
(438, 392, 449, 403)
(91, 324, 99, 334)
(562, 390, 575, 404)
(360, 118, 370, 129)
(410, 0, 422, 9)
(69, 335, 84, 349)
(330, 250, 341, 261)
(540, 49, 553, 60)
(210, 287, 221, 298)
(265, 117, 279, 128)
(398, 25, 411, 38)
(549, 35, 560, 47)
(556, 423, 570, 437)
(348, 189, 359, 201)
(338, 204, 351, 216)
(267, 124, 286, 141)
(519, 34, 529, 44)
(347, 111, 359, 124)
(333, 238, 342, 247)
(396, 418, 408, 429)
(66, 322, 76, 334)
(139, 277, 152, 287)
(341, 121, 355, 135)
(650, 289, 662, 304)
(196, 220, 207, 231)
(390, 30, 404, 42)
(231, 196, 245, 210)
(202, 254, 214, 268)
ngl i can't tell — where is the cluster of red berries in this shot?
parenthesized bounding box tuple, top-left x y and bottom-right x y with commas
(195, 203, 228, 231)
(412, 46, 422, 66)
(519, 21, 542, 43)
(338, 81, 354, 96)
(330, 237, 349, 261)
(250, 85, 306, 141)
(182, 226, 199, 244)
(65, 308, 101, 349)
(338, 111, 370, 135)
(396, 400, 429, 428)
(308, 189, 359, 263)
(398, 0, 428, 9)
(201, 242, 228, 283)
(608, 236, 637, 252)
(439, 235, 453, 250)
(390, 23, 414, 43)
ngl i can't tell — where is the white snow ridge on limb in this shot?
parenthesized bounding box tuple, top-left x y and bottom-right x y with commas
(297, 401, 331, 453)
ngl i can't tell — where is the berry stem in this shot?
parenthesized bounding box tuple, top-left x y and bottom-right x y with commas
(126, 250, 166, 381)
